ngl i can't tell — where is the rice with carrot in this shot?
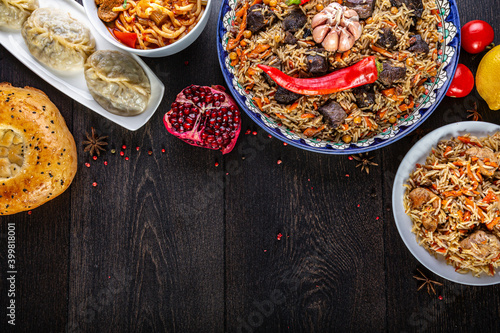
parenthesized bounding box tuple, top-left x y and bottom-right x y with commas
(404, 134, 500, 277)
(226, 0, 442, 143)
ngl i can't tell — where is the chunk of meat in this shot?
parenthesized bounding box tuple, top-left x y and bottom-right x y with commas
(378, 62, 406, 86)
(465, 147, 499, 177)
(344, 0, 375, 19)
(283, 9, 307, 32)
(283, 31, 297, 45)
(274, 86, 301, 104)
(352, 85, 375, 109)
(408, 35, 429, 53)
(409, 187, 439, 231)
(318, 101, 346, 127)
(95, 0, 122, 22)
(460, 230, 500, 259)
(390, 0, 423, 17)
(409, 187, 438, 208)
(377, 27, 397, 49)
(306, 54, 328, 75)
(247, 4, 273, 33)
(302, 28, 312, 39)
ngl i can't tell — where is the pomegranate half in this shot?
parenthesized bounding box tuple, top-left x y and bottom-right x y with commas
(163, 85, 241, 154)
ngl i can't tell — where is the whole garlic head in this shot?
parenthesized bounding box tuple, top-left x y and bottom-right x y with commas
(311, 2, 363, 52)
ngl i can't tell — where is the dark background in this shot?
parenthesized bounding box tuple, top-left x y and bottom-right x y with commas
(1, 0, 500, 332)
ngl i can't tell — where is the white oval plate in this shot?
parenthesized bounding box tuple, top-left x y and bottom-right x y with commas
(392, 121, 500, 285)
(0, 0, 164, 131)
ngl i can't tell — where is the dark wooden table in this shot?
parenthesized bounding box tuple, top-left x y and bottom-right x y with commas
(1, 0, 500, 332)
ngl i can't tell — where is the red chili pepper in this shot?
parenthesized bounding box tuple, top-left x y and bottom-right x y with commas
(257, 56, 382, 95)
(286, 0, 310, 5)
(113, 30, 137, 48)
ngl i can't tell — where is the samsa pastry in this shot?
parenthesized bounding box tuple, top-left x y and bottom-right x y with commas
(0, 0, 38, 29)
(84, 50, 151, 116)
(21, 8, 96, 71)
(0, 83, 77, 215)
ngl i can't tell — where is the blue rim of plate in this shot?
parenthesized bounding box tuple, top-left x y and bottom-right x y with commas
(216, 0, 461, 154)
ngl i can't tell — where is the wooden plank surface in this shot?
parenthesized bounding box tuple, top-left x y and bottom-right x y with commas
(1, 0, 500, 331)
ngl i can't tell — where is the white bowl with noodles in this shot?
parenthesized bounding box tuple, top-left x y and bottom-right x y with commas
(82, 0, 211, 57)
(392, 121, 500, 286)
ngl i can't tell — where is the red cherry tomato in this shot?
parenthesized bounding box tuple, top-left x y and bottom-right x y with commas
(446, 64, 474, 98)
(461, 20, 494, 54)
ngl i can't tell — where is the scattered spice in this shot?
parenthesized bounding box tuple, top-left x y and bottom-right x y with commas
(466, 101, 482, 121)
(245, 129, 251, 135)
(413, 268, 443, 295)
(111, 149, 116, 154)
(351, 153, 378, 174)
(83, 127, 108, 156)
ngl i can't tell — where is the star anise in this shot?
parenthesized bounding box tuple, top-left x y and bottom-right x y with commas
(351, 153, 378, 174)
(83, 128, 108, 156)
(467, 102, 482, 121)
(413, 268, 443, 296)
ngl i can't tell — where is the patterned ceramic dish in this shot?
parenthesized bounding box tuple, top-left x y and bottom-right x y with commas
(216, 0, 460, 154)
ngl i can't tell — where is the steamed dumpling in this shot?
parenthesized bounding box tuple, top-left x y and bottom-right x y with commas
(84, 50, 151, 116)
(21, 8, 96, 71)
(0, 0, 38, 29)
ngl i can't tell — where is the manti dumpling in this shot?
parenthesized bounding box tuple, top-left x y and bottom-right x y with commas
(0, 0, 38, 29)
(84, 50, 151, 116)
(21, 8, 96, 71)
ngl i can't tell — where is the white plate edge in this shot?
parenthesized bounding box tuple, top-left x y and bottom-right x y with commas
(392, 121, 500, 286)
(0, 0, 165, 131)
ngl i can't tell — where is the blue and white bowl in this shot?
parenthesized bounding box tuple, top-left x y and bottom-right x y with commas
(217, 0, 460, 154)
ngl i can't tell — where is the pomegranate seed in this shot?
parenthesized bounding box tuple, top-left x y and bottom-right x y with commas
(120, 151, 124, 156)
(85, 162, 90, 168)
(252, 131, 257, 136)
(215, 162, 219, 167)
(283, 142, 288, 146)
(148, 151, 153, 155)
(104, 161, 108, 166)
(277, 160, 282, 165)
(93, 156, 97, 161)
(92, 182, 97, 187)
(122, 145, 127, 150)
(161, 149, 166, 153)
(28, 211, 32, 215)
(125, 157, 129, 161)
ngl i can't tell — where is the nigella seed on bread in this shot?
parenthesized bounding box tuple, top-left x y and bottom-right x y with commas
(0, 83, 77, 215)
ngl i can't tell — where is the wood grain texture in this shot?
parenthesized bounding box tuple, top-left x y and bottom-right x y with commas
(225, 130, 385, 332)
(66, 1, 226, 331)
(0, 48, 72, 332)
(1, 0, 500, 331)
(382, 2, 500, 332)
